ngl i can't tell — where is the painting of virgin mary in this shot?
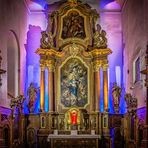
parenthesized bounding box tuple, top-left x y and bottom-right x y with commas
(61, 58, 88, 107)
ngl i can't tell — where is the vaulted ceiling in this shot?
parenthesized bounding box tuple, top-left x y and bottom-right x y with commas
(25, 0, 125, 12)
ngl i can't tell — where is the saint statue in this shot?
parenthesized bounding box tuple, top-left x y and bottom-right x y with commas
(27, 83, 38, 113)
(112, 82, 122, 113)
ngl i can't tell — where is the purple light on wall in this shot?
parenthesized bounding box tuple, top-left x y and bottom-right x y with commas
(100, 0, 114, 8)
(99, 11, 126, 114)
(24, 25, 42, 113)
(104, 1, 121, 10)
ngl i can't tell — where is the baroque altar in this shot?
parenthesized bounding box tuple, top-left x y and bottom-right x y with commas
(24, 0, 123, 147)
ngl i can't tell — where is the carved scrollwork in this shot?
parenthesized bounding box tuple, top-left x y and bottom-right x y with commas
(68, 0, 78, 7)
(69, 43, 80, 57)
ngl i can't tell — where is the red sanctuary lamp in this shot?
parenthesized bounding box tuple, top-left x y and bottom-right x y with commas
(70, 110, 78, 125)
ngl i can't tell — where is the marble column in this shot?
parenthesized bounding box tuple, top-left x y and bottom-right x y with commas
(94, 60, 101, 112)
(95, 70, 101, 112)
(103, 66, 108, 112)
(40, 66, 45, 111)
(47, 60, 55, 112)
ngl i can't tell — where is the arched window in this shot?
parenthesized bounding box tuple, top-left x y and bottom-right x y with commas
(7, 30, 20, 97)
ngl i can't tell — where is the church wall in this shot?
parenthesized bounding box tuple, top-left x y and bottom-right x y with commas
(100, 12, 125, 113)
(0, 0, 28, 109)
(122, 0, 147, 109)
(24, 11, 47, 113)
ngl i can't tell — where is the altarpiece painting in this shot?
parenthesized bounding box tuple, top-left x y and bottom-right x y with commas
(60, 58, 88, 107)
(62, 11, 86, 39)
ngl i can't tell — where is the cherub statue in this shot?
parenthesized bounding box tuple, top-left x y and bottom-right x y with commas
(27, 83, 38, 113)
(112, 82, 122, 113)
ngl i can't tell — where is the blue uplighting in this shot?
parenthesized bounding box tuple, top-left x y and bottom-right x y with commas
(100, 0, 114, 8)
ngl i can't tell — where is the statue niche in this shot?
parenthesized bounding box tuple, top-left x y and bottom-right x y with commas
(62, 11, 86, 39)
(60, 58, 88, 108)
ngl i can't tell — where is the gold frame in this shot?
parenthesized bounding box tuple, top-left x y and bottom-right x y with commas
(56, 55, 91, 111)
(58, 9, 89, 47)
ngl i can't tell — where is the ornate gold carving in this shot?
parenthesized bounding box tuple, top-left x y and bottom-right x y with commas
(93, 58, 109, 72)
(47, 60, 55, 72)
(40, 59, 46, 71)
(69, 43, 80, 57)
(93, 60, 101, 72)
(36, 48, 64, 58)
(51, 0, 99, 49)
(65, 108, 80, 125)
(102, 64, 108, 71)
(93, 24, 107, 49)
(89, 48, 112, 57)
(68, 0, 78, 7)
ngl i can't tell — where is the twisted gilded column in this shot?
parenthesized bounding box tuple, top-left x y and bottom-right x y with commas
(40, 65, 45, 111)
(93, 60, 101, 112)
(47, 60, 55, 112)
(103, 64, 108, 112)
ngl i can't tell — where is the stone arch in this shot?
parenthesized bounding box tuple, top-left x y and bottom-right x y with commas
(7, 30, 20, 97)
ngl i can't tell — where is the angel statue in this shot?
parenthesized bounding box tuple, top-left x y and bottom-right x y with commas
(112, 82, 122, 113)
(93, 24, 107, 49)
(93, 24, 101, 48)
(27, 83, 38, 113)
(40, 31, 54, 49)
(40, 31, 48, 49)
(100, 30, 107, 48)
(47, 32, 54, 48)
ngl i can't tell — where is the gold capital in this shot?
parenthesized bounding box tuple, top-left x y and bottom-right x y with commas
(47, 60, 55, 72)
(93, 60, 101, 72)
(102, 64, 108, 71)
(40, 66, 45, 71)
